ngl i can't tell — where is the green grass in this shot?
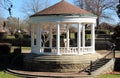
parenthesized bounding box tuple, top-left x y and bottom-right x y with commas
(11, 46, 30, 52)
(7, 36, 15, 39)
(0, 71, 21, 78)
(98, 74, 120, 78)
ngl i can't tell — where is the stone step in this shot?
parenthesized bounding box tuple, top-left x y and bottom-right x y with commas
(23, 53, 102, 73)
(25, 53, 102, 62)
(84, 58, 110, 72)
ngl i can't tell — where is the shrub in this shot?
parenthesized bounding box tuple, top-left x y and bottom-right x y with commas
(0, 39, 31, 47)
(0, 43, 11, 55)
(85, 30, 91, 34)
(0, 32, 7, 39)
(23, 34, 30, 39)
(85, 30, 107, 34)
(95, 30, 107, 34)
(14, 33, 23, 39)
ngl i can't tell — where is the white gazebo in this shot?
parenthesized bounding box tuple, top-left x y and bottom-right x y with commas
(30, 0, 97, 55)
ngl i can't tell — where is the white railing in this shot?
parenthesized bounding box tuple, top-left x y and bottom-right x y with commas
(32, 46, 93, 55)
(40, 47, 56, 53)
(60, 47, 78, 54)
(60, 47, 93, 54)
(80, 46, 93, 54)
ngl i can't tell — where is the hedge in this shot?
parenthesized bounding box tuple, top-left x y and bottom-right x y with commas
(86, 40, 112, 50)
(85, 30, 107, 34)
(0, 39, 30, 46)
(0, 43, 11, 55)
(114, 39, 120, 50)
(0, 38, 114, 50)
(0, 32, 7, 39)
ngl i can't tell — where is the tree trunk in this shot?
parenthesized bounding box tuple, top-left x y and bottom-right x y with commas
(96, 17, 100, 27)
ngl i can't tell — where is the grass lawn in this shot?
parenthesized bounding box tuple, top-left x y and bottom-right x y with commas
(0, 71, 21, 78)
(7, 36, 15, 39)
(11, 46, 30, 52)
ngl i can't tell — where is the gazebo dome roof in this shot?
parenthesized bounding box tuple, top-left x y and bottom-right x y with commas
(31, 0, 95, 17)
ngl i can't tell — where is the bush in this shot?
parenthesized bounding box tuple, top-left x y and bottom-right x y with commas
(95, 30, 107, 34)
(23, 34, 30, 39)
(85, 30, 107, 34)
(95, 41, 111, 50)
(14, 33, 23, 39)
(0, 38, 30, 46)
(113, 39, 120, 50)
(0, 32, 7, 39)
(85, 30, 91, 34)
(0, 43, 11, 55)
(85, 40, 112, 50)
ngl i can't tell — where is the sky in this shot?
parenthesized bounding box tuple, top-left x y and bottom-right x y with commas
(3, 0, 74, 19)
(2, 0, 120, 25)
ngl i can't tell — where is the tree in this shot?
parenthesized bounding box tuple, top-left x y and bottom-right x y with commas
(0, 0, 13, 16)
(6, 17, 19, 35)
(21, 0, 49, 17)
(97, 22, 114, 32)
(111, 23, 120, 50)
(74, 0, 117, 26)
(112, 23, 120, 39)
(41, 23, 55, 47)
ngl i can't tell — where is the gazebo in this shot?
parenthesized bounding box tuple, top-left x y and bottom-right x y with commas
(30, 0, 97, 55)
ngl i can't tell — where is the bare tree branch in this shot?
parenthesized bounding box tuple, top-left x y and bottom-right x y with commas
(0, 0, 13, 16)
(0, 0, 12, 10)
(21, 0, 49, 17)
(74, 0, 118, 25)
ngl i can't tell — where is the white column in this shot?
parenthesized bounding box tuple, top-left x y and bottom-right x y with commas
(66, 24, 69, 50)
(31, 24, 34, 53)
(31, 24, 34, 47)
(78, 23, 82, 54)
(36, 24, 41, 48)
(50, 26, 53, 48)
(91, 23, 95, 53)
(82, 24, 85, 47)
(39, 25, 42, 48)
(36, 25, 40, 47)
(56, 23, 60, 55)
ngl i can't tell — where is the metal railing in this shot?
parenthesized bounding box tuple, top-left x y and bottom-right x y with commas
(80, 43, 116, 75)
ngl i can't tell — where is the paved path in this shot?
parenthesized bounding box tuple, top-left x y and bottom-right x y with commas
(6, 69, 94, 78)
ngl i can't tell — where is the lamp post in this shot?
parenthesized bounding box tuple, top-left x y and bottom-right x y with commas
(18, 18, 22, 52)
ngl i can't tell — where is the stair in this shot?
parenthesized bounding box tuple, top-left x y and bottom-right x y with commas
(85, 58, 110, 73)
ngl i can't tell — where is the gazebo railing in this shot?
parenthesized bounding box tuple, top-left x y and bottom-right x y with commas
(60, 47, 78, 54)
(35, 46, 94, 55)
(81, 46, 93, 54)
(60, 47, 93, 54)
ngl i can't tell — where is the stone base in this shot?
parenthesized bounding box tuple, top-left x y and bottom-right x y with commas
(23, 53, 102, 73)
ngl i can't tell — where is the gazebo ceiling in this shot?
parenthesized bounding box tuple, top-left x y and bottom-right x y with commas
(31, 0, 95, 17)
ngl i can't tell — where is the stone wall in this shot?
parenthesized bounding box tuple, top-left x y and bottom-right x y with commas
(92, 58, 115, 75)
(23, 54, 101, 73)
(24, 60, 89, 72)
